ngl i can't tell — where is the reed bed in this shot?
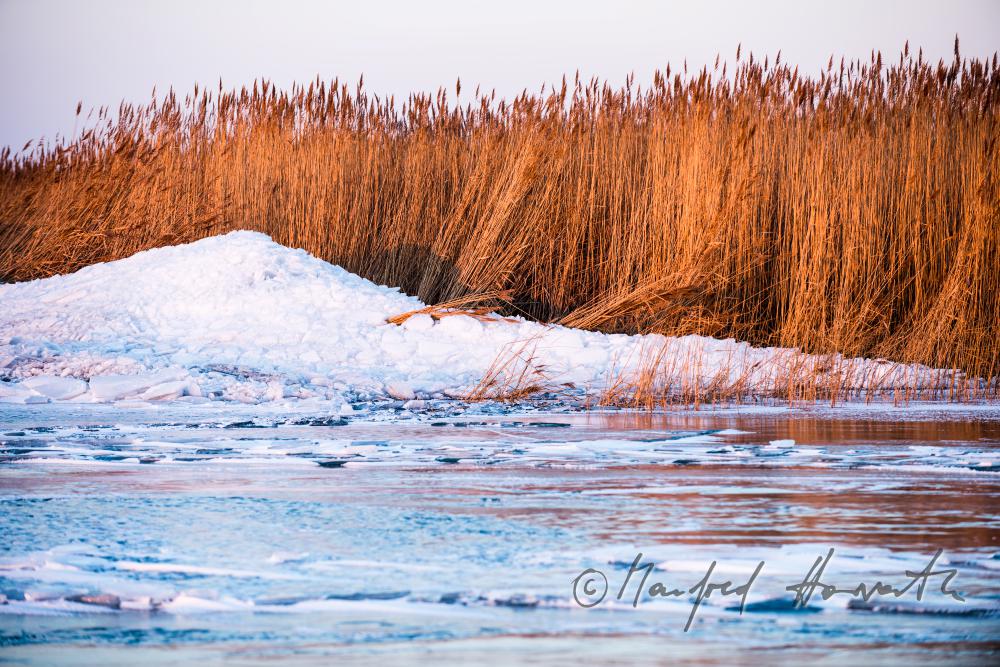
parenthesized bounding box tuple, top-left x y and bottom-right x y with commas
(1, 43, 998, 390)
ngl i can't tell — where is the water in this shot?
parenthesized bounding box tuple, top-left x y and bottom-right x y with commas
(1, 403, 998, 665)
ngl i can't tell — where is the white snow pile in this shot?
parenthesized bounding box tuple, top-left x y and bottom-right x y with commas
(0, 231, 960, 407)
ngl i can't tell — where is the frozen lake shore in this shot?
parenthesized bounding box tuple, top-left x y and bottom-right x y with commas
(2, 233, 997, 663)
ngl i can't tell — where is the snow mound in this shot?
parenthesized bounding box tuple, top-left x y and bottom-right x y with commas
(0, 232, 624, 405)
(0, 231, 954, 407)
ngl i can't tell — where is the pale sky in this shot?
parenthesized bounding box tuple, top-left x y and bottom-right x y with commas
(1, 0, 998, 150)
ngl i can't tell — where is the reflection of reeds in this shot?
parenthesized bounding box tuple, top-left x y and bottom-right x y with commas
(2, 42, 997, 385)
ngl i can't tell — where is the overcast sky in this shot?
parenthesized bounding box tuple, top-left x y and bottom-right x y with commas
(1, 0, 998, 149)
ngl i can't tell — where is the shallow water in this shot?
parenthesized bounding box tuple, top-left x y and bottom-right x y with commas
(1, 403, 998, 665)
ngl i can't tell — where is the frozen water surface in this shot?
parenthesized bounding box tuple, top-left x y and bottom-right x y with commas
(1, 402, 998, 665)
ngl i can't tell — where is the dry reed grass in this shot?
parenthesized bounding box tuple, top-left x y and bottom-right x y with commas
(1, 42, 997, 392)
(463, 336, 557, 403)
(386, 289, 515, 325)
(593, 339, 991, 409)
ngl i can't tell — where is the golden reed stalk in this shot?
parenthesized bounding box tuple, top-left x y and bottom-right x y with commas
(1, 43, 997, 387)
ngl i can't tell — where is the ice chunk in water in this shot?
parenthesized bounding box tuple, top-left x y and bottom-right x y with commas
(89, 369, 191, 401)
(21, 375, 89, 400)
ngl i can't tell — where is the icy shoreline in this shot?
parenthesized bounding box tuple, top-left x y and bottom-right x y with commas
(0, 232, 988, 408)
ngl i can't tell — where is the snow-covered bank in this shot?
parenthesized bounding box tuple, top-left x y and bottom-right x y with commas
(0, 232, 978, 407)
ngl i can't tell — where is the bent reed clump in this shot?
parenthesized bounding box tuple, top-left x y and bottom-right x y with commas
(1, 42, 998, 393)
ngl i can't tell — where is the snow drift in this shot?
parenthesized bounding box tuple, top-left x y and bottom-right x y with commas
(0, 231, 960, 407)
